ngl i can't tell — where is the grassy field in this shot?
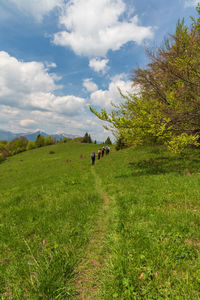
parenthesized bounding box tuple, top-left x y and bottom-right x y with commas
(1, 143, 200, 299)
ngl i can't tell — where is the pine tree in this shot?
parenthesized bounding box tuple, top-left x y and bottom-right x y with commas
(105, 136, 112, 145)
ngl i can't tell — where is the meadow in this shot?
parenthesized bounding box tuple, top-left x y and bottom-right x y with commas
(0, 143, 200, 299)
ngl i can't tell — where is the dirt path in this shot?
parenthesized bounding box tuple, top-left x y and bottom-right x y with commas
(74, 167, 112, 299)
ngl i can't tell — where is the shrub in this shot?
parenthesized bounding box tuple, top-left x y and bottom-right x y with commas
(45, 136, 55, 146)
(35, 134, 45, 148)
(26, 141, 36, 151)
(49, 151, 55, 154)
(0, 153, 4, 162)
(7, 136, 28, 155)
(59, 137, 72, 143)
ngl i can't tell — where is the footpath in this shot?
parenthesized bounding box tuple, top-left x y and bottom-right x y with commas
(74, 167, 113, 299)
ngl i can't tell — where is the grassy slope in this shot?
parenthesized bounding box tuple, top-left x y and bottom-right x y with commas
(95, 146, 200, 299)
(1, 143, 200, 299)
(0, 143, 102, 299)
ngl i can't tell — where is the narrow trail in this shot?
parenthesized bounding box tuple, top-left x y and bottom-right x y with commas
(74, 167, 112, 299)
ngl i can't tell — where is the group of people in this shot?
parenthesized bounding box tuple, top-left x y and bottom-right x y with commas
(91, 146, 110, 165)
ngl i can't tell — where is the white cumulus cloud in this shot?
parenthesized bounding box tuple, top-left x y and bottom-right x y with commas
(83, 78, 98, 92)
(184, 0, 199, 7)
(89, 58, 109, 73)
(90, 73, 139, 109)
(53, 0, 153, 57)
(20, 119, 36, 127)
(0, 51, 86, 116)
(8, 0, 63, 22)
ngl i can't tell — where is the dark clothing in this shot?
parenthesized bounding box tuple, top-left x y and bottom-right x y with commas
(102, 147, 105, 157)
(91, 152, 95, 165)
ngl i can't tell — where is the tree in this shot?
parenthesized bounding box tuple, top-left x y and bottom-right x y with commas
(82, 132, 92, 143)
(44, 136, 55, 146)
(26, 141, 36, 151)
(104, 136, 112, 145)
(90, 6, 200, 153)
(35, 134, 45, 148)
(7, 136, 28, 155)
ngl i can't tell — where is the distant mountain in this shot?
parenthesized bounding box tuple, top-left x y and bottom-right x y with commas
(0, 129, 79, 141)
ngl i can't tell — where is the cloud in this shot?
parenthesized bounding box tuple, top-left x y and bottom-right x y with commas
(20, 119, 36, 127)
(53, 0, 153, 57)
(0, 51, 86, 116)
(90, 73, 139, 109)
(8, 0, 63, 22)
(83, 78, 98, 92)
(184, 0, 199, 7)
(45, 62, 57, 69)
(0, 51, 111, 140)
(89, 58, 109, 73)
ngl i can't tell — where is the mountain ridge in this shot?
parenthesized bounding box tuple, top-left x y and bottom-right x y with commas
(0, 129, 79, 141)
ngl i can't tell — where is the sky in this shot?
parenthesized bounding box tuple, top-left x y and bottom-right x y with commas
(0, 0, 198, 141)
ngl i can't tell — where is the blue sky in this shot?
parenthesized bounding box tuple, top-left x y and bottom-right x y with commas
(0, 0, 198, 141)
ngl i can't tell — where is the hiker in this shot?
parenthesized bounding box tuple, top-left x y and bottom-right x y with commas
(106, 146, 109, 155)
(108, 146, 110, 154)
(91, 152, 96, 165)
(98, 148, 102, 160)
(102, 146, 105, 157)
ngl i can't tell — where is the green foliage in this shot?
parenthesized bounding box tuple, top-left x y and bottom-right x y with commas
(7, 136, 28, 155)
(0, 153, 4, 162)
(90, 8, 200, 153)
(73, 137, 84, 143)
(104, 136, 112, 145)
(59, 137, 72, 143)
(167, 133, 200, 153)
(0, 142, 7, 152)
(34, 134, 45, 148)
(26, 141, 36, 151)
(115, 136, 127, 151)
(44, 136, 55, 146)
(82, 132, 92, 143)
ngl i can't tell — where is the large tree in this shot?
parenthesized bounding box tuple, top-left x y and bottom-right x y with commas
(90, 6, 200, 153)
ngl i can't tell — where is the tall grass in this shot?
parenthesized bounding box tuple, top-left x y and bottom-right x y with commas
(0, 143, 102, 299)
(1, 143, 200, 299)
(95, 146, 200, 299)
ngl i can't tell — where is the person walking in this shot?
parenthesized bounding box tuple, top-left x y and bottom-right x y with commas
(91, 152, 96, 165)
(106, 146, 109, 155)
(102, 146, 105, 157)
(98, 148, 102, 160)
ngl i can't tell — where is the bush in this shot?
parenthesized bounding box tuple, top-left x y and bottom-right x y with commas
(115, 137, 127, 151)
(59, 137, 72, 143)
(35, 135, 45, 148)
(26, 141, 36, 151)
(0, 153, 4, 162)
(45, 136, 55, 146)
(7, 136, 28, 155)
(1, 150, 9, 159)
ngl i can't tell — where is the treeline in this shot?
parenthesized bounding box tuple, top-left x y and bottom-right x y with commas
(90, 5, 200, 153)
(0, 132, 103, 162)
(0, 135, 56, 162)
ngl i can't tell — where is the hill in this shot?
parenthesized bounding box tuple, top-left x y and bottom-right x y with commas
(0, 143, 200, 299)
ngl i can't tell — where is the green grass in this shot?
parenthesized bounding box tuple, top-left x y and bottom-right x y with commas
(0, 143, 103, 299)
(1, 143, 200, 299)
(94, 146, 200, 299)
